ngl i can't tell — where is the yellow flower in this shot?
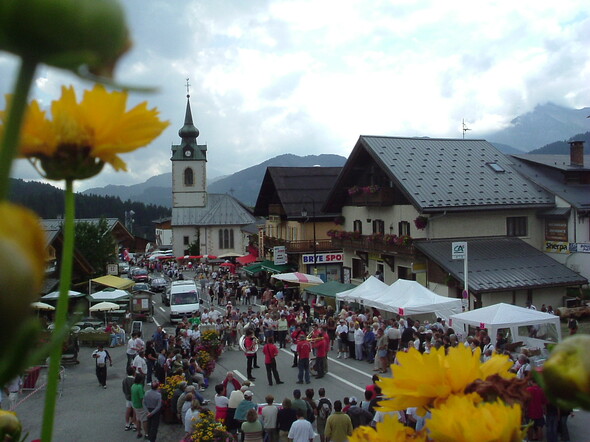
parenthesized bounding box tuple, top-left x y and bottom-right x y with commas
(0, 410, 22, 441)
(6, 84, 169, 180)
(427, 395, 524, 442)
(0, 202, 47, 326)
(378, 346, 514, 413)
(349, 415, 426, 442)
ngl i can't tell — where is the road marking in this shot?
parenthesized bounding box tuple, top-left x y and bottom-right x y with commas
(233, 370, 247, 381)
(279, 348, 372, 378)
(326, 372, 365, 392)
(159, 307, 165, 312)
(153, 317, 160, 327)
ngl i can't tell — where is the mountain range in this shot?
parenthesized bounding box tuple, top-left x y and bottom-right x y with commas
(78, 102, 590, 207)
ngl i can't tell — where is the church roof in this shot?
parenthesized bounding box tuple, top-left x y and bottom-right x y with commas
(171, 193, 257, 226)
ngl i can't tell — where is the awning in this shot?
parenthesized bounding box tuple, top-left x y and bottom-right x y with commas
(304, 281, 356, 298)
(537, 207, 571, 219)
(91, 275, 134, 290)
(243, 263, 264, 275)
(237, 254, 258, 265)
(260, 260, 294, 274)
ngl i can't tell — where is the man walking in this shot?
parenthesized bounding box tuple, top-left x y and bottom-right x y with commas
(144, 381, 162, 442)
(92, 344, 112, 389)
(122, 366, 137, 431)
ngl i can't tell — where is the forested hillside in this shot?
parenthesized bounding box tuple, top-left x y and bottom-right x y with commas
(8, 179, 171, 240)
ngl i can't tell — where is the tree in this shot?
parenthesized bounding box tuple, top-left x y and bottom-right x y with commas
(75, 218, 117, 276)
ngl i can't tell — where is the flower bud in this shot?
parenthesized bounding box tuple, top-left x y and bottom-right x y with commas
(0, 410, 22, 441)
(0, 202, 47, 329)
(541, 334, 590, 409)
(0, 0, 130, 77)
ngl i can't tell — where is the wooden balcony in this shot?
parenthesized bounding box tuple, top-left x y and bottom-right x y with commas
(264, 237, 336, 253)
(331, 235, 416, 256)
(349, 186, 396, 206)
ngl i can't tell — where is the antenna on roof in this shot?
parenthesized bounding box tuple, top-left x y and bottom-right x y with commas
(462, 119, 471, 139)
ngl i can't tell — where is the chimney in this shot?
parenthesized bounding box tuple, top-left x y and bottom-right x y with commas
(569, 140, 584, 167)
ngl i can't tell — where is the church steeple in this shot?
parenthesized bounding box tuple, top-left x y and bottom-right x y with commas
(171, 79, 207, 161)
(178, 95, 200, 144)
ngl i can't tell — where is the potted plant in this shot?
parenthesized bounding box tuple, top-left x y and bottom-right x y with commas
(414, 215, 428, 230)
(347, 186, 360, 195)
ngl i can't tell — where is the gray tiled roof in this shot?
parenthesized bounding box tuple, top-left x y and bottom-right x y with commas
(511, 155, 590, 211)
(415, 237, 587, 293)
(172, 193, 256, 226)
(361, 136, 554, 212)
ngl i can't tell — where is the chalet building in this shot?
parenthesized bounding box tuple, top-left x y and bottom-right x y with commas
(323, 136, 587, 309)
(511, 140, 590, 281)
(253, 167, 343, 281)
(170, 94, 257, 258)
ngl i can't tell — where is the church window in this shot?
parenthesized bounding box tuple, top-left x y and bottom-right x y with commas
(184, 168, 194, 186)
(218, 229, 235, 249)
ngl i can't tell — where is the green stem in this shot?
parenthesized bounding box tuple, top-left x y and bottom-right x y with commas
(0, 57, 37, 200)
(41, 178, 75, 442)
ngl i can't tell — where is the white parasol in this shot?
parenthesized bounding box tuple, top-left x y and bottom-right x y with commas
(31, 301, 56, 311)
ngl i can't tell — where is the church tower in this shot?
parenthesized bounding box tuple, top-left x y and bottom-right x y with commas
(171, 85, 207, 208)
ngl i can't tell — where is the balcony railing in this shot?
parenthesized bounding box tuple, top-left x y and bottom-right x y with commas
(264, 237, 337, 253)
(349, 186, 396, 206)
(331, 235, 416, 256)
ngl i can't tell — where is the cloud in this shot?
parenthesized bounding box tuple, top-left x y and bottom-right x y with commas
(2, 0, 590, 192)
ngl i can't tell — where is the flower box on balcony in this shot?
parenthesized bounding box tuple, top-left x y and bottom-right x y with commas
(350, 186, 395, 206)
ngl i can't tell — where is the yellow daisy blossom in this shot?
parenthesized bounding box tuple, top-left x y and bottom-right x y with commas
(427, 394, 524, 442)
(378, 345, 514, 413)
(5, 84, 169, 180)
(349, 414, 427, 442)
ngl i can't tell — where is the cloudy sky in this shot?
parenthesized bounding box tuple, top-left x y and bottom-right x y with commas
(2, 0, 589, 191)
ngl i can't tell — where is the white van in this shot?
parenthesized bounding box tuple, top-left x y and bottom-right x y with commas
(169, 280, 201, 323)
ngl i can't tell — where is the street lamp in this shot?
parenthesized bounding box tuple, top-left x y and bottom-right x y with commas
(301, 198, 317, 276)
(125, 210, 135, 234)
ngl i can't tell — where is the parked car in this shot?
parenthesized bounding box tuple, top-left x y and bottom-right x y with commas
(131, 268, 150, 283)
(150, 277, 168, 293)
(131, 283, 151, 293)
(161, 287, 170, 306)
(118, 261, 130, 274)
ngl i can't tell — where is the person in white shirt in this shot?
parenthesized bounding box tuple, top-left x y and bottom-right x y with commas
(335, 320, 349, 359)
(353, 323, 365, 361)
(92, 344, 112, 389)
(288, 408, 315, 442)
(261, 394, 279, 442)
(132, 350, 148, 377)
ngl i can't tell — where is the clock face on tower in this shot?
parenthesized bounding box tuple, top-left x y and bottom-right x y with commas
(184, 148, 192, 157)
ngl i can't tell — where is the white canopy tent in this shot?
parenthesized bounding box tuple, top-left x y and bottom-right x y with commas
(336, 276, 388, 303)
(449, 303, 561, 348)
(363, 279, 462, 321)
(88, 288, 130, 302)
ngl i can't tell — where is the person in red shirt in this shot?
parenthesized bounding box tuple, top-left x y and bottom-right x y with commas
(365, 374, 380, 400)
(291, 327, 304, 367)
(296, 335, 312, 384)
(244, 329, 257, 381)
(314, 331, 328, 378)
(526, 378, 548, 441)
(262, 337, 284, 386)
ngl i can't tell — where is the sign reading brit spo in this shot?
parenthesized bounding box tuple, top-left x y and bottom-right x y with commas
(302, 253, 344, 264)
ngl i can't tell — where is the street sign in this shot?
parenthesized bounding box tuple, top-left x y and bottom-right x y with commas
(273, 246, 287, 265)
(452, 241, 467, 260)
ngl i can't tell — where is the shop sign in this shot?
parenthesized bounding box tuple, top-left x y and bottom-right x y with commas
(544, 241, 569, 254)
(302, 253, 344, 264)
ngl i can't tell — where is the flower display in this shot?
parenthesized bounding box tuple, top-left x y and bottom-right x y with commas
(159, 374, 185, 400)
(414, 216, 428, 230)
(189, 410, 232, 441)
(363, 184, 381, 194)
(348, 185, 360, 195)
(378, 345, 514, 414)
(9, 85, 169, 180)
